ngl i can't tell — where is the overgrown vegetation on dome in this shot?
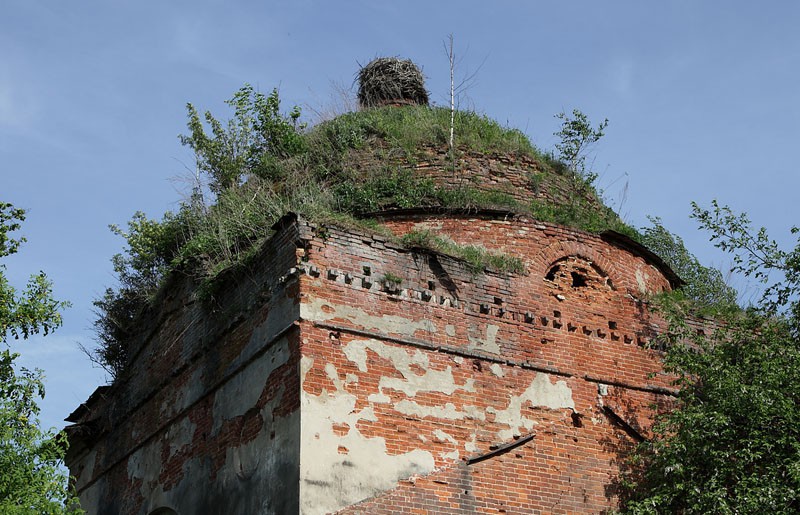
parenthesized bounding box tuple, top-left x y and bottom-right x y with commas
(89, 84, 724, 379)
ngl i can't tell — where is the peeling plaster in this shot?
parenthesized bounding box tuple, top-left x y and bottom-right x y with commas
(300, 358, 435, 515)
(368, 392, 391, 404)
(223, 390, 286, 482)
(433, 429, 457, 444)
(127, 386, 299, 515)
(212, 338, 290, 435)
(230, 291, 298, 374)
(492, 373, 574, 440)
(467, 323, 501, 354)
(465, 434, 478, 453)
(300, 355, 313, 385)
(635, 269, 649, 294)
(301, 297, 437, 337)
(433, 429, 461, 461)
(128, 437, 163, 498)
(344, 339, 475, 397)
(167, 417, 196, 459)
(395, 400, 487, 421)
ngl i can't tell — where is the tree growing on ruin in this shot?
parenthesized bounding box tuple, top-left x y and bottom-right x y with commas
(639, 216, 739, 316)
(620, 201, 800, 513)
(0, 202, 80, 513)
(554, 108, 608, 187)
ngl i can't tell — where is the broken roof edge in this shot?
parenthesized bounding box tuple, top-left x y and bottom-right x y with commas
(600, 230, 685, 290)
(65, 385, 112, 423)
(358, 207, 685, 289)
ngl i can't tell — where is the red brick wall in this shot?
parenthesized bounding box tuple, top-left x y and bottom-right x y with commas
(66, 213, 680, 514)
(297, 214, 676, 513)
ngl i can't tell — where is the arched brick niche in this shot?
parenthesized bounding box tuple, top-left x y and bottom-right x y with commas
(544, 255, 615, 292)
(533, 238, 670, 298)
(533, 239, 617, 284)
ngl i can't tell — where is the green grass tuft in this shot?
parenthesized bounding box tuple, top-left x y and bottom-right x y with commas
(401, 230, 526, 275)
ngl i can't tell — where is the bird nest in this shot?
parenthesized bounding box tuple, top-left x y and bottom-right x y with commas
(357, 57, 429, 108)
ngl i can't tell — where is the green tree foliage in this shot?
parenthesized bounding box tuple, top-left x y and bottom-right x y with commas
(0, 205, 66, 342)
(0, 202, 80, 513)
(179, 84, 305, 193)
(95, 90, 639, 379)
(93, 85, 312, 378)
(639, 216, 738, 315)
(553, 108, 608, 185)
(620, 202, 800, 514)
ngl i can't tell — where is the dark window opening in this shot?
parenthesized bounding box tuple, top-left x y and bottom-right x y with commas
(571, 272, 587, 287)
(545, 265, 560, 281)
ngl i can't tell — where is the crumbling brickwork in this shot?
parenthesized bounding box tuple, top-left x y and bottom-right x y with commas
(348, 144, 596, 208)
(66, 210, 680, 514)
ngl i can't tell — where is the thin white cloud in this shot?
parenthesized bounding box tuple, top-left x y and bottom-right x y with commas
(11, 333, 85, 365)
(606, 56, 635, 97)
(0, 69, 40, 131)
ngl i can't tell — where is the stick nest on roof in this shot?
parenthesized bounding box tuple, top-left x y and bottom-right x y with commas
(357, 57, 429, 108)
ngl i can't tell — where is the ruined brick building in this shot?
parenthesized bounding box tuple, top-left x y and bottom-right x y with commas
(65, 62, 688, 514)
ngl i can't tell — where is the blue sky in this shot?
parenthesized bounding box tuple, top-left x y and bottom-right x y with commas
(3, 1, 799, 431)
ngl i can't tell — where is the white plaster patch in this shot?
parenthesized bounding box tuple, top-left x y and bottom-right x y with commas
(443, 450, 460, 461)
(395, 400, 486, 421)
(445, 324, 456, 337)
(368, 392, 390, 404)
(467, 323, 501, 355)
(493, 373, 574, 440)
(343, 339, 475, 397)
(211, 338, 290, 435)
(635, 268, 649, 294)
(490, 363, 505, 377)
(325, 362, 343, 389)
(300, 359, 435, 515)
(433, 429, 457, 444)
(300, 355, 314, 385)
(301, 297, 437, 337)
(128, 438, 163, 496)
(167, 416, 196, 459)
(226, 390, 285, 481)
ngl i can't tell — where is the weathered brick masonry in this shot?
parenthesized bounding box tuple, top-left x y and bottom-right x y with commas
(66, 208, 682, 514)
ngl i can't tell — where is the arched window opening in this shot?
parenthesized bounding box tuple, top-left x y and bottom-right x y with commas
(570, 271, 588, 288)
(544, 256, 614, 293)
